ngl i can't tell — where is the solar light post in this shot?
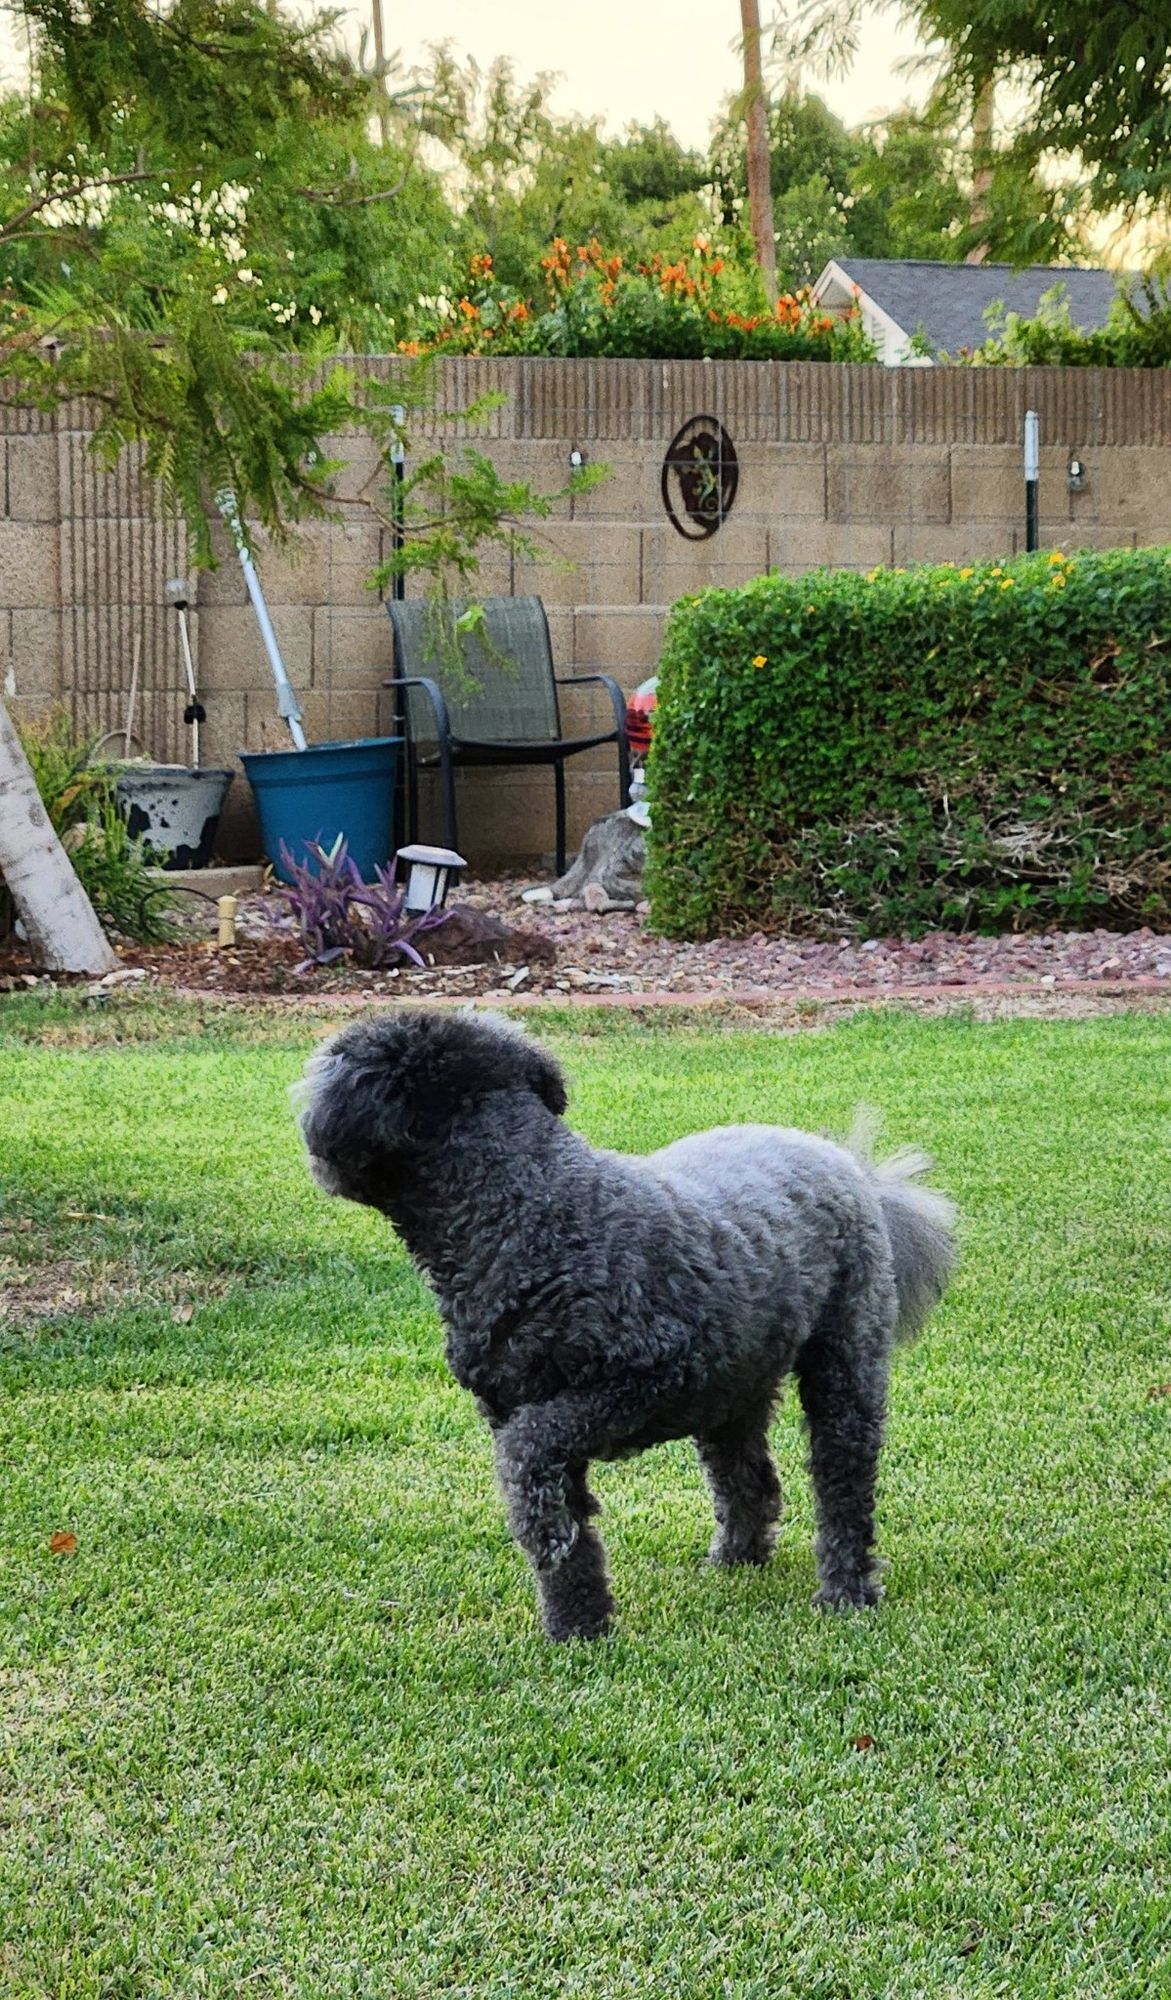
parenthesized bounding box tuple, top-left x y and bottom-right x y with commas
(395, 843, 467, 914)
(1024, 409, 1040, 554)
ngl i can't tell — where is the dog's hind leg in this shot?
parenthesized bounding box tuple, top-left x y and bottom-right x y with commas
(695, 1409, 781, 1567)
(795, 1283, 893, 1611)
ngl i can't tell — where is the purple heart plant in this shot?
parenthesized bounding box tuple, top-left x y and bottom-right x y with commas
(277, 837, 451, 973)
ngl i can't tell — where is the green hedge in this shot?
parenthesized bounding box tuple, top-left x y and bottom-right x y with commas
(647, 547, 1171, 938)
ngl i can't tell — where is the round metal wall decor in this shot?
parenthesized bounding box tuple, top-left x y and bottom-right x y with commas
(661, 415, 739, 540)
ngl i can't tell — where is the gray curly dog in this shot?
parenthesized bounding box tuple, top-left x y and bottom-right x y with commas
(297, 1008, 956, 1641)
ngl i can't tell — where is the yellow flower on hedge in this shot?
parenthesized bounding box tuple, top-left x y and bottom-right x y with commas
(1050, 573, 1067, 589)
(864, 567, 881, 582)
(1048, 550, 1067, 565)
(958, 566, 974, 580)
(752, 654, 768, 668)
(1000, 578, 1015, 589)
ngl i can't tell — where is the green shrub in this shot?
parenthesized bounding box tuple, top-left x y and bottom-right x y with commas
(965, 279, 1171, 368)
(9, 712, 177, 944)
(647, 546, 1171, 939)
(404, 240, 877, 363)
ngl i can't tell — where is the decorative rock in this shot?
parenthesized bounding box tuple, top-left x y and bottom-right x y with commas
(418, 903, 556, 968)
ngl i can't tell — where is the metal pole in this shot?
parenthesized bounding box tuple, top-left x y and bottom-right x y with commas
(390, 404, 405, 603)
(176, 607, 200, 768)
(216, 491, 308, 751)
(1024, 409, 1040, 554)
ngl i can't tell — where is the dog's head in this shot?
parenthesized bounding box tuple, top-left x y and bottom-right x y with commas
(295, 1008, 568, 1207)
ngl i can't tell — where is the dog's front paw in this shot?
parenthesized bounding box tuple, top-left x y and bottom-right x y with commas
(813, 1577, 883, 1612)
(709, 1527, 777, 1568)
(543, 1601, 613, 1642)
(533, 1512, 580, 1572)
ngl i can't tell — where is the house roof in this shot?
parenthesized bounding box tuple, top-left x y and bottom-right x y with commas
(819, 257, 1126, 356)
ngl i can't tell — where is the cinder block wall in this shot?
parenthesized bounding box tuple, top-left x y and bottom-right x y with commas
(6, 360, 1171, 870)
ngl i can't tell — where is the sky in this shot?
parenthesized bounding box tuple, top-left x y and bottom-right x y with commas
(0, 2, 932, 144)
(385, 2, 930, 146)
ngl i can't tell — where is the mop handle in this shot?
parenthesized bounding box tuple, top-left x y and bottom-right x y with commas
(216, 489, 308, 752)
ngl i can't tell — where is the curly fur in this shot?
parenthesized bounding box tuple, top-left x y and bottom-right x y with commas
(297, 1008, 956, 1640)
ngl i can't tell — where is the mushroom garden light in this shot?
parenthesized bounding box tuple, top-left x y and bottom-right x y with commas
(395, 844, 468, 915)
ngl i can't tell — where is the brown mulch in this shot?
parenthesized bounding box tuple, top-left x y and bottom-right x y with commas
(5, 871, 1171, 1017)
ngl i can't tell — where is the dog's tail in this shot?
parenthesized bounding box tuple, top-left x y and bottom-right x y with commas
(847, 1110, 957, 1342)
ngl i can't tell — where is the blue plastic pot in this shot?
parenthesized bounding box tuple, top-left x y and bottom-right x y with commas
(240, 737, 401, 884)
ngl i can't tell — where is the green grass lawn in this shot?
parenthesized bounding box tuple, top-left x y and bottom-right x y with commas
(2, 997, 1170, 1999)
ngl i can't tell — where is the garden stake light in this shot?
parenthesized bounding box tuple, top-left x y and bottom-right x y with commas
(165, 579, 206, 767)
(1024, 409, 1040, 553)
(394, 844, 468, 914)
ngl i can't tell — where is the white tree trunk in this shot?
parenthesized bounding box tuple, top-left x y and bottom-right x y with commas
(0, 696, 119, 975)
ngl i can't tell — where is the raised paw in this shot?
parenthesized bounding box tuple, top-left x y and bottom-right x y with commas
(533, 1511, 580, 1572)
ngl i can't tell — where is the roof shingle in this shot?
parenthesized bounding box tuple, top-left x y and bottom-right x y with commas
(829, 257, 1126, 355)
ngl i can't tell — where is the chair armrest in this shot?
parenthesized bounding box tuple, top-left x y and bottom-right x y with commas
(381, 673, 453, 745)
(555, 672, 627, 741)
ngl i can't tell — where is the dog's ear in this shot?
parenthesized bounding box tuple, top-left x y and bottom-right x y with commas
(295, 1030, 415, 1199)
(520, 1037, 568, 1116)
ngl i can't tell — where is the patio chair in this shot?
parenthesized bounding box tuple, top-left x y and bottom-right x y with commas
(384, 595, 631, 877)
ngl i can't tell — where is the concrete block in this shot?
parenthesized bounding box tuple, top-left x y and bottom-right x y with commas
(58, 436, 155, 518)
(406, 757, 625, 870)
(827, 447, 950, 525)
(57, 518, 185, 608)
(1058, 527, 1140, 553)
(326, 520, 386, 608)
(313, 606, 392, 684)
(748, 444, 828, 521)
(0, 520, 59, 608)
(767, 522, 895, 573)
(573, 452, 663, 521)
(6, 436, 59, 522)
(950, 446, 1066, 528)
(889, 522, 1015, 567)
(642, 519, 770, 606)
(7, 607, 62, 705)
(1071, 448, 1171, 537)
(573, 607, 668, 682)
(195, 694, 250, 770)
(296, 688, 382, 745)
(247, 528, 329, 607)
(198, 604, 313, 694)
(514, 522, 641, 608)
(314, 435, 388, 506)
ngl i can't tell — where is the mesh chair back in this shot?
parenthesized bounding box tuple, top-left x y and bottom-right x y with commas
(387, 596, 561, 745)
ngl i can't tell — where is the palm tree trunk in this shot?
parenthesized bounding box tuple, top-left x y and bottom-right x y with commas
(965, 78, 995, 265)
(0, 696, 118, 974)
(370, 0, 391, 148)
(739, 0, 778, 306)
